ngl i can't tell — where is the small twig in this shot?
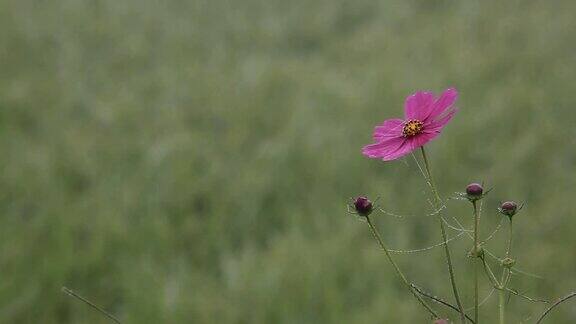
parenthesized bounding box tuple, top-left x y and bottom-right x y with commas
(481, 256, 501, 287)
(504, 287, 549, 304)
(481, 217, 505, 243)
(509, 266, 544, 280)
(387, 231, 466, 254)
(442, 217, 473, 233)
(536, 291, 576, 323)
(480, 258, 548, 305)
(364, 217, 440, 318)
(62, 287, 122, 324)
(376, 205, 447, 219)
(465, 288, 496, 312)
(411, 284, 475, 324)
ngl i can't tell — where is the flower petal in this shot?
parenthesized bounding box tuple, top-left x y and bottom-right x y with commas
(410, 132, 439, 149)
(425, 107, 458, 132)
(426, 88, 458, 121)
(379, 140, 414, 161)
(372, 118, 404, 140)
(404, 91, 434, 121)
(362, 136, 406, 159)
(381, 133, 439, 161)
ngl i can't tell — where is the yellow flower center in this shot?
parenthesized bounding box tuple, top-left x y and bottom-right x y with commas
(402, 120, 423, 137)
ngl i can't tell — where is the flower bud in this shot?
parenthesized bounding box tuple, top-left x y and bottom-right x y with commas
(466, 183, 484, 200)
(353, 196, 374, 217)
(501, 257, 516, 268)
(499, 201, 518, 218)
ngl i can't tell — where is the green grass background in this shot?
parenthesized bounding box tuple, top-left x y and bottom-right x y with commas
(1, 0, 576, 323)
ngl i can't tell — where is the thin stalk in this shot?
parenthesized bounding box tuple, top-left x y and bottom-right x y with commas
(480, 258, 547, 303)
(505, 220, 513, 258)
(536, 292, 576, 323)
(412, 283, 476, 324)
(365, 216, 439, 319)
(504, 287, 548, 303)
(498, 219, 513, 324)
(480, 257, 501, 288)
(62, 287, 122, 324)
(472, 201, 480, 324)
(498, 289, 506, 324)
(420, 147, 466, 324)
(502, 221, 513, 286)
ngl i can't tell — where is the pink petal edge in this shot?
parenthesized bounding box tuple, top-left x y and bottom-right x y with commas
(362, 136, 405, 159)
(372, 118, 404, 140)
(426, 107, 458, 132)
(379, 133, 438, 161)
(426, 88, 458, 121)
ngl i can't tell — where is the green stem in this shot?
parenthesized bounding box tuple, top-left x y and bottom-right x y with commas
(472, 201, 480, 324)
(506, 220, 513, 258)
(503, 222, 513, 285)
(420, 147, 466, 324)
(536, 292, 576, 323)
(498, 220, 513, 324)
(412, 284, 477, 324)
(365, 216, 439, 319)
(62, 287, 122, 324)
(480, 257, 501, 288)
(499, 289, 506, 324)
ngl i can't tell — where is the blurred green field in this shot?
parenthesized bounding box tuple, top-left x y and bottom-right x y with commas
(1, 0, 576, 323)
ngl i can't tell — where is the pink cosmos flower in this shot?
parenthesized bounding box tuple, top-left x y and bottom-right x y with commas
(362, 88, 458, 161)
